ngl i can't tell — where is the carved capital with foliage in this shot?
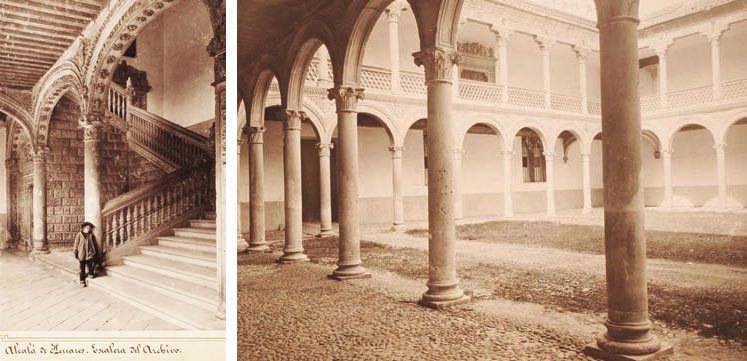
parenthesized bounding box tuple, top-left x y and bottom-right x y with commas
(282, 110, 304, 131)
(30, 147, 50, 163)
(412, 47, 461, 83)
(327, 87, 365, 112)
(248, 126, 265, 144)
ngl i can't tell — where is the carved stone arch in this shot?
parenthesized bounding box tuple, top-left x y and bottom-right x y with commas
(34, 65, 86, 146)
(85, 0, 220, 117)
(717, 111, 747, 145)
(284, 19, 339, 110)
(665, 120, 716, 150)
(457, 119, 505, 149)
(0, 94, 34, 146)
(244, 53, 285, 133)
(355, 102, 400, 147)
(507, 120, 549, 150)
(547, 127, 586, 160)
(263, 97, 326, 143)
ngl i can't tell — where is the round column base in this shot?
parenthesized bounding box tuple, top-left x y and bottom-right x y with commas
(317, 229, 335, 238)
(247, 243, 270, 253)
(276, 252, 309, 264)
(329, 264, 371, 281)
(584, 338, 672, 361)
(419, 284, 471, 310)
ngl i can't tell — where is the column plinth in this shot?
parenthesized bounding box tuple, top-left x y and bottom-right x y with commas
(327, 86, 370, 280)
(413, 47, 469, 308)
(317, 142, 335, 237)
(584, 7, 671, 359)
(31, 147, 50, 254)
(277, 111, 309, 263)
(390, 146, 406, 231)
(248, 126, 269, 252)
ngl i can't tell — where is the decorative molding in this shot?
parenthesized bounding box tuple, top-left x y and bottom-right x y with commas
(30, 147, 50, 163)
(327, 87, 365, 112)
(412, 47, 461, 83)
(283, 110, 304, 131)
(316, 142, 334, 157)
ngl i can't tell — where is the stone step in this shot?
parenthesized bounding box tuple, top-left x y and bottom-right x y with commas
(106, 265, 217, 311)
(122, 254, 216, 289)
(157, 236, 216, 253)
(189, 219, 216, 229)
(140, 245, 216, 269)
(89, 276, 224, 330)
(204, 212, 216, 220)
(173, 227, 216, 240)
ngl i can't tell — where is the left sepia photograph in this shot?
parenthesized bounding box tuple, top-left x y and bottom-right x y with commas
(0, 0, 226, 359)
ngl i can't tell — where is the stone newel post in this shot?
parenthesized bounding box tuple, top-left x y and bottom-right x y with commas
(316, 142, 335, 237)
(413, 47, 469, 308)
(82, 120, 104, 249)
(248, 126, 269, 252)
(585, 1, 672, 358)
(31, 147, 49, 253)
(389, 146, 406, 231)
(278, 110, 309, 263)
(327, 86, 370, 280)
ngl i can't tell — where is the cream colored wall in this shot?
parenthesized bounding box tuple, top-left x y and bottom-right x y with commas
(721, 20, 747, 82)
(124, 0, 214, 127)
(668, 33, 711, 92)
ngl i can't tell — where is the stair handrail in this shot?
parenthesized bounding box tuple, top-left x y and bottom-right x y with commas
(102, 166, 191, 215)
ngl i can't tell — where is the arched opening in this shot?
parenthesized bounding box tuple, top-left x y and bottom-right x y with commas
(640, 130, 664, 206)
(401, 118, 428, 221)
(723, 117, 747, 207)
(670, 124, 716, 208)
(462, 123, 503, 217)
(513, 127, 546, 214)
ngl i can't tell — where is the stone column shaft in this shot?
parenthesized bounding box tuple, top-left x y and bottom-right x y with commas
(317, 143, 334, 237)
(327, 87, 369, 279)
(413, 47, 469, 308)
(501, 150, 513, 218)
(390, 146, 405, 230)
(453, 147, 463, 220)
(710, 36, 722, 99)
(581, 152, 592, 213)
(585, 5, 669, 358)
(83, 123, 104, 248)
(494, 31, 511, 103)
(248, 126, 269, 252)
(386, 5, 404, 92)
(656, 48, 669, 108)
(535, 37, 554, 109)
(544, 152, 556, 215)
(662, 149, 673, 208)
(278, 111, 308, 263)
(31, 148, 49, 253)
(715, 144, 727, 208)
(575, 47, 589, 113)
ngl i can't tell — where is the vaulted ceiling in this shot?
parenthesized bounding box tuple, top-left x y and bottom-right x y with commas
(0, 0, 107, 90)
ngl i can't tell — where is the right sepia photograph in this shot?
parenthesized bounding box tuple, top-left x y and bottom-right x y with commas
(237, 0, 747, 360)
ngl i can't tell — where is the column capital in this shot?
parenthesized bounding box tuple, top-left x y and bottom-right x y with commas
(491, 27, 514, 45)
(543, 151, 556, 160)
(702, 22, 728, 43)
(580, 152, 591, 158)
(248, 126, 266, 144)
(327, 86, 365, 112)
(453, 147, 464, 160)
(660, 148, 673, 156)
(534, 36, 556, 51)
(573, 46, 591, 62)
(30, 147, 50, 163)
(713, 143, 727, 154)
(281, 109, 304, 131)
(389, 145, 405, 159)
(316, 142, 334, 157)
(386, 0, 409, 20)
(81, 121, 104, 141)
(413, 47, 461, 83)
(500, 149, 513, 159)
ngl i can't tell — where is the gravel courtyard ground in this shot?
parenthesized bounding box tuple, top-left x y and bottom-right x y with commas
(239, 217, 747, 360)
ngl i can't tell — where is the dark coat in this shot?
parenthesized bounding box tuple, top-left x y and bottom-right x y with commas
(73, 232, 99, 261)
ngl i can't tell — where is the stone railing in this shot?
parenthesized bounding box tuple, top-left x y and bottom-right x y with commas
(102, 165, 211, 252)
(296, 62, 747, 116)
(108, 84, 128, 120)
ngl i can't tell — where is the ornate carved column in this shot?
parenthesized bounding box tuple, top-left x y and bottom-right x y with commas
(585, 1, 671, 358)
(208, 23, 227, 319)
(501, 149, 513, 218)
(492, 29, 513, 104)
(714, 143, 728, 209)
(661, 148, 673, 208)
(581, 152, 592, 213)
(248, 126, 269, 252)
(412, 47, 469, 308)
(316, 142, 335, 237)
(389, 146, 406, 231)
(327, 86, 370, 280)
(82, 120, 104, 248)
(386, 1, 408, 93)
(654, 40, 672, 108)
(574, 46, 590, 114)
(278, 110, 309, 263)
(535, 36, 555, 109)
(31, 147, 49, 253)
(544, 152, 556, 216)
(453, 147, 464, 220)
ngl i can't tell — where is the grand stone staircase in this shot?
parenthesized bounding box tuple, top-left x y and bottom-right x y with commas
(35, 82, 221, 330)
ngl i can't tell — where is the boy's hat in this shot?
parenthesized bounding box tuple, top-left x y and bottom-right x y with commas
(80, 221, 95, 229)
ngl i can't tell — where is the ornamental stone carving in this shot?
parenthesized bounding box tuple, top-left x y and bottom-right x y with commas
(412, 47, 461, 83)
(283, 110, 304, 131)
(30, 147, 50, 163)
(316, 143, 334, 157)
(249, 126, 265, 144)
(457, 42, 495, 58)
(327, 87, 365, 112)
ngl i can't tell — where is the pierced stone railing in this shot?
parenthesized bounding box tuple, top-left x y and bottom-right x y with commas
(400, 71, 427, 94)
(361, 67, 392, 90)
(722, 79, 747, 100)
(507, 87, 546, 108)
(551, 93, 583, 113)
(667, 85, 713, 108)
(640, 95, 661, 113)
(459, 80, 502, 103)
(587, 99, 601, 115)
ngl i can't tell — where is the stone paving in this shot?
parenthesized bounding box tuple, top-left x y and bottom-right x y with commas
(0, 250, 181, 331)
